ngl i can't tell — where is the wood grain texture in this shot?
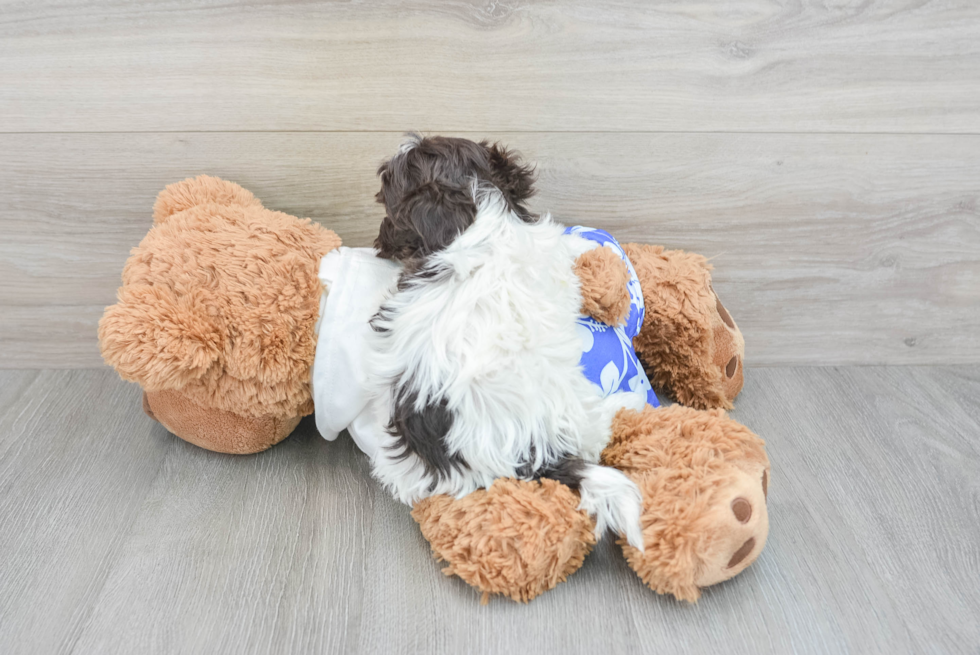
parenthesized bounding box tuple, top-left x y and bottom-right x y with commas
(1, 131, 978, 367)
(0, 369, 172, 655)
(2, 0, 979, 133)
(1, 367, 978, 654)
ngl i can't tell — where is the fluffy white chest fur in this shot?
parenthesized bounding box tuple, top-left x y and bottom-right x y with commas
(366, 192, 645, 548)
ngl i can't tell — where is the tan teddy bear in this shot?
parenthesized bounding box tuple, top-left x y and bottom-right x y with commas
(99, 175, 768, 604)
(99, 176, 340, 453)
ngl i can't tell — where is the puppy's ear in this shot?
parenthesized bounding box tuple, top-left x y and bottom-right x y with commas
(485, 142, 537, 220)
(375, 180, 476, 261)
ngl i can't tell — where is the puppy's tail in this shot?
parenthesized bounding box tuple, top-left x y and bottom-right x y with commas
(539, 459, 644, 551)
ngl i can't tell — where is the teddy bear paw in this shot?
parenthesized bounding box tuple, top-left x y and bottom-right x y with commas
(691, 465, 769, 588)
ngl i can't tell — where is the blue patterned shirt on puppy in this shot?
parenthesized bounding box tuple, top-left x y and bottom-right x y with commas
(564, 226, 659, 408)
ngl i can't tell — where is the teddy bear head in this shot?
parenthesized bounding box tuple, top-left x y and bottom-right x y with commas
(99, 176, 341, 453)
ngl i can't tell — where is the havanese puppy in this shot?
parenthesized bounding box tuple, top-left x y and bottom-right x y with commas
(362, 134, 655, 549)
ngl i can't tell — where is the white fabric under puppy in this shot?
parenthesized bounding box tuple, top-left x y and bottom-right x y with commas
(312, 247, 401, 460)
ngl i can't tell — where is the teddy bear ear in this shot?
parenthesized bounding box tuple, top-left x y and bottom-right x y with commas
(152, 175, 264, 225)
(99, 284, 225, 391)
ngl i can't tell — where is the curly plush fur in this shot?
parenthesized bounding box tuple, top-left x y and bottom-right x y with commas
(624, 243, 745, 410)
(412, 478, 596, 603)
(99, 176, 341, 422)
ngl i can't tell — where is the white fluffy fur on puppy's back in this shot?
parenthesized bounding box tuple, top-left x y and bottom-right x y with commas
(367, 188, 643, 548)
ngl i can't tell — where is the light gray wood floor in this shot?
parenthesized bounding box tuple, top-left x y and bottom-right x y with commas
(1, 367, 977, 654)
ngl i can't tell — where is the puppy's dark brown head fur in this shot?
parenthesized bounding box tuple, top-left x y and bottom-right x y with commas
(374, 134, 537, 263)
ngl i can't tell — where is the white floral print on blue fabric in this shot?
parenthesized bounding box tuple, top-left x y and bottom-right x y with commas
(566, 226, 659, 407)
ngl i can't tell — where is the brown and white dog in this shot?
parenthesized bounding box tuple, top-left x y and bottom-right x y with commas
(366, 134, 647, 548)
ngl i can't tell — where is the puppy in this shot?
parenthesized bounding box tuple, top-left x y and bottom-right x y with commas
(368, 134, 649, 549)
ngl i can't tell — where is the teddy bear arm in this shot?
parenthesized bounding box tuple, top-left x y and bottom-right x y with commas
(573, 246, 632, 326)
